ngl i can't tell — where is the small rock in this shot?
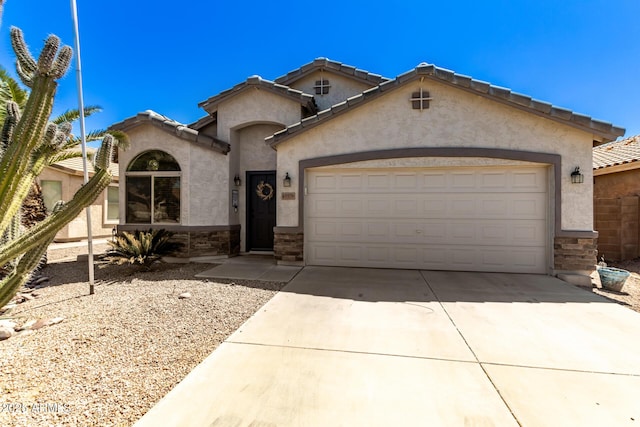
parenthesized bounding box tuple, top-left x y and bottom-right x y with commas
(45, 317, 65, 327)
(20, 293, 35, 301)
(0, 325, 14, 340)
(18, 319, 37, 331)
(0, 319, 17, 330)
(178, 292, 192, 299)
(30, 319, 48, 330)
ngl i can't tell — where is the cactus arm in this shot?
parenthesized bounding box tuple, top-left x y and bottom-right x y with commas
(0, 101, 19, 155)
(0, 168, 112, 267)
(9, 27, 37, 80)
(0, 235, 54, 308)
(0, 30, 71, 237)
(0, 76, 57, 235)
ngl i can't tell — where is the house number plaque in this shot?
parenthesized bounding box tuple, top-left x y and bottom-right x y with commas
(282, 192, 296, 200)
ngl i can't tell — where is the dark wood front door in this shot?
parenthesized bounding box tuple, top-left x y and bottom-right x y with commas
(247, 171, 276, 251)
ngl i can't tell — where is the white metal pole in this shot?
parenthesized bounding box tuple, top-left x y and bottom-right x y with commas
(70, 0, 95, 294)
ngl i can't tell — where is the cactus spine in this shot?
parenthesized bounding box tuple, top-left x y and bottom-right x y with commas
(0, 22, 115, 308)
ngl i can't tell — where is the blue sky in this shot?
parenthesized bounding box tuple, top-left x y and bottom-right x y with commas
(0, 0, 638, 144)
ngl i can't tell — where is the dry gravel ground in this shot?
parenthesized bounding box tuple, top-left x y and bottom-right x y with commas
(3, 257, 640, 427)
(0, 260, 283, 427)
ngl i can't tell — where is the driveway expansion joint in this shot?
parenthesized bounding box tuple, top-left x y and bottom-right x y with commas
(419, 270, 523, 427)
(225, 340, 478, 365)
(479, 361, 640, 378)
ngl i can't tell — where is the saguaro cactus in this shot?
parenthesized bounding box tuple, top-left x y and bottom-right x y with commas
(0, 23, 114, 308)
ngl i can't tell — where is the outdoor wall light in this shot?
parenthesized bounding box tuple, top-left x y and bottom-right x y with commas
(234, 175, 242, 186)
(283, 172, 292, 187)
(570, 167, 584, 184)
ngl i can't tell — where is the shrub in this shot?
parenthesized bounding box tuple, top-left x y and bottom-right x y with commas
(106, 229, 183, 269)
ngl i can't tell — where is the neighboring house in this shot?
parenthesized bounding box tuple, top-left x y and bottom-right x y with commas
(111, 58, 624, 275)
(593, 135, 640, 261)
(38, 151, 120, 242)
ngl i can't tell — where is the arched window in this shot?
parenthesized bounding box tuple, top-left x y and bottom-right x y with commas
(125, 150, 181, 224)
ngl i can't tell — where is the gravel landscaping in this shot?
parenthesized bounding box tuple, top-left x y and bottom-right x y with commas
(0, 260, 283, 427)
(2, 255, 640, 427)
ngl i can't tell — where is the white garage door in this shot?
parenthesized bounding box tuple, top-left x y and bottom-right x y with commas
(305, 166, 549, 273)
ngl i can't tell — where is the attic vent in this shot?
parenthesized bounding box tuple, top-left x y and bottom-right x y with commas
(410, 88, 432, 111)
(314, 79, 330, 95)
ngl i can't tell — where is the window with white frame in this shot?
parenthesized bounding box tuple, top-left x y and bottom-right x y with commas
(41, 180, 62, 213)
(125, 151, 181, 224)
(104, 185, 119, 223)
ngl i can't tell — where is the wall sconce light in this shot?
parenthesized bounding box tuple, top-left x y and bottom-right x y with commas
(283, 172, 292, 187)
(570, 167, 584, 184)
(234, 175, 242, 186)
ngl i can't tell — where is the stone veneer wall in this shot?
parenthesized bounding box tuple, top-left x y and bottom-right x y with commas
(274, 228, 303, 263)
(554, 236, 597, 272)
(117, 225, 240, 258)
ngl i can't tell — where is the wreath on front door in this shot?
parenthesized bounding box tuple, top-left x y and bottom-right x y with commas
(256, 181, 274, 201)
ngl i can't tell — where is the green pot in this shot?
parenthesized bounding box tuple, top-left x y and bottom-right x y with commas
(597, 267, 630, 292)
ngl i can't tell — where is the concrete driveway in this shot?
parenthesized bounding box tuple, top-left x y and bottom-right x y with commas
(136, 267, 640, 426)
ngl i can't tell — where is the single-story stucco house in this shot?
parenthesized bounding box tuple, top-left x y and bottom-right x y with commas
(593, 135, 640, 261)
(38, 152, 119, 242)
(111, 58, 625, 275)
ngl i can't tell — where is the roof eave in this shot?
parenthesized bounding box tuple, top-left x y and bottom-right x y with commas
(110, 111, 230, 155)
(268, 65, 624, 147)
(274, 57, 390, 88)
(594, 161, 640, 176)
(198, 77, 315, 114)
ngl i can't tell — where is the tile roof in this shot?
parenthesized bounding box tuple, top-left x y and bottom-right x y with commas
(593, 135, 640, 170)
(267, 62, 625, 147)
(50, 148, 120, 178)
(110, 110, 230, 154)
(198, 76, 317, 114)
(189, 114, 216, 131)
(274, 57, 389, 87)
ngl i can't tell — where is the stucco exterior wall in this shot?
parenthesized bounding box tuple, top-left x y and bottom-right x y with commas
(118, 125, 229, 226)
(216, 90, 302, 142)
(275, 80, 595, 231)
(38, 168, 117, 242)
(288, 71, 373, 111)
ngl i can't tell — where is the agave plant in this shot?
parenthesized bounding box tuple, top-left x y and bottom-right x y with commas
(106, 229, 183, 269)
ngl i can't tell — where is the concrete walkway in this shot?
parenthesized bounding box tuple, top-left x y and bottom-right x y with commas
(196, 255, 302, 283)
(135, 267, 640, 426)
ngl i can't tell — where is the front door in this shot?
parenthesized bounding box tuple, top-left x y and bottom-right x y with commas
(247, 171, 276, 251)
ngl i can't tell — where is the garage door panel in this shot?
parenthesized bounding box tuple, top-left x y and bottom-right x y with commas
(307, 242, 546, 273)
(306, 167, 548, 274)
(340, 174, 362, 190)
(422, 173, 447, 189)
(308, 168, 547, 194)
(341, 199, 363, 215)
(308, 218, 546, 247)
(309, 244, 545, 273)
(309, 193, 546, 220)
(512, 170, 545, 190)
